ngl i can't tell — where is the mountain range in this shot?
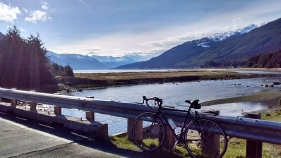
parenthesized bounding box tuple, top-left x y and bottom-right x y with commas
(117, 18, 281, 69)
(47, 51, 148, 70)
(0, 30, 153, 70)
(47, 23, 259, 70)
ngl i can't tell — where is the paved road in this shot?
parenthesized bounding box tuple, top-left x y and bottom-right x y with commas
(0, 110, 150, 158)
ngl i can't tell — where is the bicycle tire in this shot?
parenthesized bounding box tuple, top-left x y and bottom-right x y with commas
(184, 118, 227, 158)
(132, 112, 166, 152)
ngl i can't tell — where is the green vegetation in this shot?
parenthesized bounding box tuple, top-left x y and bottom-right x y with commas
(111, 135, 140, 151)
(202, 49, 281, 69)
(260, 109, 281, 157)
(0, 26, 74, 92)
(51, 63, 74, 77)
(262, 108, 281, 122)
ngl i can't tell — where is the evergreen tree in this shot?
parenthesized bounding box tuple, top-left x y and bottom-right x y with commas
(0, 26, 25, 88)
(63, 64, 74, 77)
(0, 26, 57, 90)
(244, 50, 281, 68)
(25, 34, 54, 88)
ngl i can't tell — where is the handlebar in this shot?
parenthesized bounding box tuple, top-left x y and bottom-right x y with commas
(142, 96, 163, 108)
(142, 96, 201, 111)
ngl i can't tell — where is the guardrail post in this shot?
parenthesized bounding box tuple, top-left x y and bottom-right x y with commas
(11, 99, 17, 107)
(86, 111, 95, 121)
(245, 113, 262, 158)
(163, 124, 176, 150)
(54, 106, 61, 115)
(30, 102, 37, 111)
(96, 124, 109, 139)
(128, 118, 142, 141)
(202, 110, 220, 155)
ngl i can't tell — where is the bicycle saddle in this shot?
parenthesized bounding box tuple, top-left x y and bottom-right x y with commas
(185, 99, 201, 109)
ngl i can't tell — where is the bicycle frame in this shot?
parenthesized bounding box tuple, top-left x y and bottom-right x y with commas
(155, 106, 196, 141)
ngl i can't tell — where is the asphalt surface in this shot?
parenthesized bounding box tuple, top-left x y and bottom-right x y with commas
(0, 110, 150, 158)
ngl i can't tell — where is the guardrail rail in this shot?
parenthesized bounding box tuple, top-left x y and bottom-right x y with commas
(0, 88, 280, 158)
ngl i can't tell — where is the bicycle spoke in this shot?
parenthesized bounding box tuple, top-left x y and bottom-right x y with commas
(184, 118, 227, 158)
(132, 112, 166, 152)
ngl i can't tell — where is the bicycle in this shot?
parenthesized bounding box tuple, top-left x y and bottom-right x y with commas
(131, 96, 228, 158)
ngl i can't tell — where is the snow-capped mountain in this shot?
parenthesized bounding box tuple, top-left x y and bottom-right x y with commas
(116, 23, 266, 69)
(196, 24, 258, 48)
(209, 24, 257, 41)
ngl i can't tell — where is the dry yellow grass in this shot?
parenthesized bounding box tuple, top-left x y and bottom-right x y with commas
(72, 70, 261, 89)
(75, 70, 250, 81)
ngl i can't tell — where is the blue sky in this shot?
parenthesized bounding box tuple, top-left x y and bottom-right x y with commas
(1, 0, 281, 57)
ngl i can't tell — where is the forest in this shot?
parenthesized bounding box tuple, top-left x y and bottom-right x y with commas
(0, 26, 73, 92)
(244, 50, 281, 68)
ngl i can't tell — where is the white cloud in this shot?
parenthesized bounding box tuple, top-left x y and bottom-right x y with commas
(49, 0, 281, 57)
(231, 17, 243, 30)
(25, 10, 51, 23)
(41, 1, 49, 10)
(51, 27, 209, 56)
(0, 2, 21, 22)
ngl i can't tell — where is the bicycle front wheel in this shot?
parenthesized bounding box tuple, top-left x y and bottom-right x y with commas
(184, 118, 227, 158)
(132, 112, 166, 152)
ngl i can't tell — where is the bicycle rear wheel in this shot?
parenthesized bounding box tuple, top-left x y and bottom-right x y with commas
(132, 112, 166, 152)
(184, 118, 227, 158)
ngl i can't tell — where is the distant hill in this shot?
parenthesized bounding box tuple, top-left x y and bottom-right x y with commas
(195, 18, 281, 67)
(117, 18, 281, 69)
(90, 54, 146, 68)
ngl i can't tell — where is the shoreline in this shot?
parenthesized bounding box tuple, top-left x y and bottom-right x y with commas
(201, 90, 281, 107)
(201, 90, 281, 115)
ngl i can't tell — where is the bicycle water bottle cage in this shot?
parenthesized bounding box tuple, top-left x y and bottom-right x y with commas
(185, 99, 201, 109)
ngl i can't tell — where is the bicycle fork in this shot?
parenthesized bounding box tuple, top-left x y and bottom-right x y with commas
(171, 132, 185, 152)
(172, 140, 178, 151)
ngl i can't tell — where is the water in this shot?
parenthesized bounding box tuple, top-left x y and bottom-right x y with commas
(73, 69, 180, 73)
(61, 76, 281, 135)
(230, 70, 281, 75)
(73, 78, 280, 105)
(202, 102, 265, 116)
(74, 69, 281, 74)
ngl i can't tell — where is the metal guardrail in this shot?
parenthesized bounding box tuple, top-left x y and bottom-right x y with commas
(0, 88, 281, 145)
